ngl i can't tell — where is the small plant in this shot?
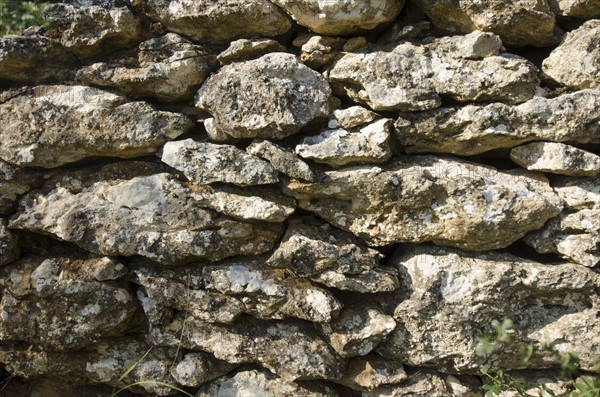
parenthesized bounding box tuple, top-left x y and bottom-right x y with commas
(0, 1, 52, 36)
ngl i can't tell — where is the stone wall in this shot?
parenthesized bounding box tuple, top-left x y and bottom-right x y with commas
(0, 0, 599, 396)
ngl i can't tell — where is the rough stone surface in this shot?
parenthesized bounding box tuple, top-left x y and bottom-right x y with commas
(170, 352, 235, 388)
(549, 0, 600, 17)
(328, 31, 538, 111)
(0, 221, 19, 266)
(0, 160, 40, 215)
(495, 370, 573, 397)
(397, 89, 600, 155)
(78, 33, 217, 102)
(197, 53, 332, 140)
(296, 34, 346, 69)
(363, 372, 482, 397)
(140, 0, 292, 44)
(247, 140, 317, 182)
(412, 0, 557, 47)
(272, 0, 404, 35)
(379, 245, 600, 372)
(217, 38, 287, 65)
(295, 118, 394, 167)
(543, 20, 600, 90)
(9, 173, 282, 264)
(285, 156, 562, 250)
(328, 106, 379, 129)
(43, 2, 142, 58)
(525, 176, 600, 267)
(511, 142, 600, 176)
(338, 355, 407, 391)
(0, 85, 193, 168)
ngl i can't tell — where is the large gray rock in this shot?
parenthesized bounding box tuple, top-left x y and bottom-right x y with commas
(247, 140, 317, 182)
(149, 313, 346, 381)
(0, 85, 193, 168)
(140, 0, 292, 44)
(549, 0, 600, 17)
(196, 53, 332, 140)
(284, 156, 562, 251)
(0, 256, 134, 350)
(510, 142, 600, 176)
(396, 90, 600, 156)
(0, 34, 76, 84)
(0, 221, 19, 266)
(271, 0, 404, 35)
(378, 246, 600, 373)
(328, 31, 538, 111)
(43, 2, 142, 58)
(525, 176, 600, 267)
(338, 355, 407, 391)
(363, 372, 482, 397)
(9, 173, 282, 264)
(411, 0, 557, 47)
(78, 33, 217, 102)
(543, 20, 600, 90)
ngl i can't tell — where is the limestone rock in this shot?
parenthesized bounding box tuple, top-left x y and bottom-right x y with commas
(272, 0, 404, 36)
(171, 352, 236, 388)
(412, 0, 557, 47)
(203, 262, 342, 322)
(0, 221, 19, 266)
(495, 370, 573, 397)
(396, 90, 600, 156)
(510, 142, 600, 176)
(247, 140, 316, 182)
(284, 156, 562, 251)
(319, 306, 396, 357)
(78, 33, 217, 102)
(196, 369, 339, 397)
(328, 106, 379, 129)
(295, 118, 394, 167)
(0, 34, 76, 84)
(525, 176, 600, 267)
(363, 372, 482, 397)
(141, 0, 292, 44)
(10, 173, 282, 264)
(543, 20, 600, 90)
(267, 222, 399, 293)
(328, 32, 538, 111)
(218, 38, 287, 65)
(43, 2, 142, 58)
(549, 0, 600, 17)
(0, 160, 40, 215)
(338, 355, 407, 391)
(196, 53, 332, 140)
(0, 256, 134, 350)
(296, 34, 346, 69)
(0, 85, 193, 168)
(149, 313, 346, 381)
(378, 245, 600, 372)
(161, 139, 279, 186)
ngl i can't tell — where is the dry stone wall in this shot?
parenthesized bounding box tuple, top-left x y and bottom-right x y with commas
(0, 0, 599, 396)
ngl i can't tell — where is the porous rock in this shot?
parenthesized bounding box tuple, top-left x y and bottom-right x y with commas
(247, 140, 317, 182)
(338, 355, 407, 391)
(378, 245, 600, 372)
(328, 106, 379, 129)
(0, 221, 19, 266)
(284, 156, 562, 251)
(0, 160, 40, 215)
(272, 0, 404, 36)
(549, 0, 600, 17)
(0, 85, 193, 168)
(363, 372, 482, 397)
(196, 53, 332, 140)
(396, 89, 600, 155)
(171, 352, 236, 388)
(543, 20, 600, 90)
(510, 142, 600, 176)
(9, 173, 282, 264)
(78, 33, 217, 102)
(296, 34, 346, 69)
(217, 38, 287, 65)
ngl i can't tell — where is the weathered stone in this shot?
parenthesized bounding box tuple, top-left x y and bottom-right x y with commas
(161, 139, 279, 186)
(196, 53, 332, 140)
(378, 245, 600, 372)
(10, 173, 282, 264)
(0, 85, 193, 168)
(295, 118, 394, 167)
(328, 106, 379, 129)
(549, 0, 600, 17)
(525, 176, 600, 267)
(495, 370, 573, 397)
(267, 222, 399, 293)
(396, 90, 600, 156)
(272, 0, 404, 35)
(328, 32, 538, 111)
(0, 221, 19, 266)
(412, 0, 557, 47)
(510, 142, 600, 176)
(247, 140, 316, 182)
(363, 372, 482, 397)
(0, 34, 76, 84)
(149, 314, 346, 381)
(296, 34, 346, 69)
(0, 256, 134, 350)
(140, 0, 292, 44)
(319, 306, 396, 357)
(0, 160, 40, 215)
(196, 369, 339, 397)
(217, 38, 287, 65)
(78, 33, 217, 102)
(43, 2, 142, 58)
(543, 20, 600, 90)
(202, 261, 342, 323)
(170, 352, 236, 388)
(338, 355, 407, 391)
(285, 156, 562, 251)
